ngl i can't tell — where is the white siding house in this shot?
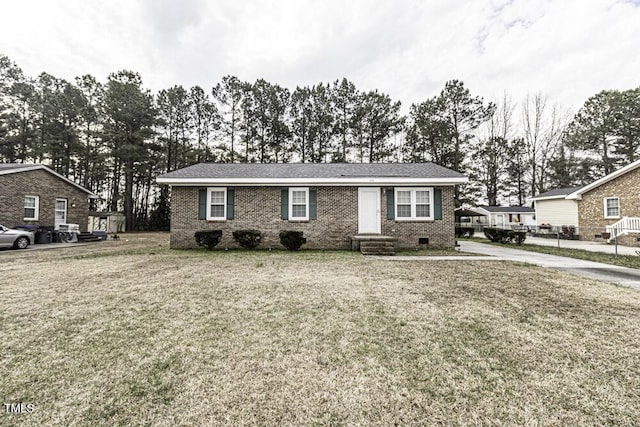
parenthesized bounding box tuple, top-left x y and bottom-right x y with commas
(531, 187, 582, 227)
(533, 199, 579, 226)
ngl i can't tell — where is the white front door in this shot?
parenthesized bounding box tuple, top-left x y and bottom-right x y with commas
(358, 187, 381, 234)
(496, 214, 504, 227)
(55, 199, 67, 230)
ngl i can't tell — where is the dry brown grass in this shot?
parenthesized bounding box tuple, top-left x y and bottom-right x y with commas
(1, 233, 640, 426)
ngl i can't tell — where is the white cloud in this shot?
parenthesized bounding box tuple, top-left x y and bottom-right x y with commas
(1, 0, 638, 113)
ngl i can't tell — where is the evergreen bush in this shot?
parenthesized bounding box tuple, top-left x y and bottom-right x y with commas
(194, 230, 223, 250)
(279, 230, 307, 251)
(455, 226, 475, 238)
(232, 229, 262, 249)
(483, 227, 526, 245)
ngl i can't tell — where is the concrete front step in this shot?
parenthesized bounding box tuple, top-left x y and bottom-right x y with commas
(353, 235, 397, 255)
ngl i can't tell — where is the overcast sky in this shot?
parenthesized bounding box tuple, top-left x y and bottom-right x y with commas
(1, 0, 639, 113)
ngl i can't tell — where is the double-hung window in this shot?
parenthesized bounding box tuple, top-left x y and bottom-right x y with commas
(289, 188, 309, 221)
(604, 197, 620, 219)
(24, 195, 39, 220)
(207, 188, 227, 220)
(395, 188, 433, 220)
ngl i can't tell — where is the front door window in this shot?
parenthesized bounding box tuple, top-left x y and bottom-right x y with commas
(55, 199, 68, 229)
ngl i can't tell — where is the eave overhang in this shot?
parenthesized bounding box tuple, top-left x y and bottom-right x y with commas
(155, 176, 469, 187)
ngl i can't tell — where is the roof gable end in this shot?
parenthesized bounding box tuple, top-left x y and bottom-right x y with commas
(566, 159, 640, 200)
(0, 163, 98, 198)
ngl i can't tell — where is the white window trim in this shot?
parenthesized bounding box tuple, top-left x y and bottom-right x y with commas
(206, 187, 227, 221)
(24, 195, 39, 220)
(604, 197, 620, 219)
(394, 187, 434, 221)
(289, 187, 309, 221)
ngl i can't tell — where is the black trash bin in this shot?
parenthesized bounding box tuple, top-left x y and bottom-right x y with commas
(35, 230, 52, 244)
(35, 226, 55, 244)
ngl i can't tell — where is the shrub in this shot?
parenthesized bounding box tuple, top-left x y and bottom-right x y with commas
(279, 230, 307, 251)
(455, 226, 475, 238)
(232, 229, 262, 249)
(194, 230, 223, 250)
(484, 227, 527, 245)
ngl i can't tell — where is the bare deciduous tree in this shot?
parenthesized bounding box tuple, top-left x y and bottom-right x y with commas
(521, 93, 568, 197)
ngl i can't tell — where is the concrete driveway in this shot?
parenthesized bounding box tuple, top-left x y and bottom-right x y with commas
(459, 241, 640, 290)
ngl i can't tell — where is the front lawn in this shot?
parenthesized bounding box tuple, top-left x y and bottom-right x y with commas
(1, 234, 639, 425)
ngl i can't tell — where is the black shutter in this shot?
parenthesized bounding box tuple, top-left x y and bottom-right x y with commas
(226, 188, 235, 220)
(281, 189, 288, 220)
(434, 188, 442, 220)
(386, 188, 395, 220)
(198, 189, 207, 220)
(309, 189, 317, 220)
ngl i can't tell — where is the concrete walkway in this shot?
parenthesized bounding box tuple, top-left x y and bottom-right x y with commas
(458, 241, 640, 290)
(369, 241, 640, 290)
(518, 235, 640, 256)
(0, 242, 89, 253)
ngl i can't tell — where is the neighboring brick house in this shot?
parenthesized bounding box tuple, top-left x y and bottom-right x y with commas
(532, 159, 640, 245)
(568, 159, 640, 245)
(0, 164, 97, 230)
(156, 163, 467, 250)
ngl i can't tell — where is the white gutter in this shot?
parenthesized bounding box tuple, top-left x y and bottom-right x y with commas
(530, 195, 571, 202)
(155, 176, 469, 186)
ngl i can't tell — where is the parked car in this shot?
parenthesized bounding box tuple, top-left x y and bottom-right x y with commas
(0, 224, 35, 249)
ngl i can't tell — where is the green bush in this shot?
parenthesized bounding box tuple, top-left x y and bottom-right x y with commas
(279, 230, 307, 251)
(194, 230, 223, 250)
(484, 227, 527, 245)
(455, 226, 475, 238)
(232, 229, 262, 249)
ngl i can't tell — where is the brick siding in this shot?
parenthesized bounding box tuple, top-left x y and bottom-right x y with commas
(170, 186, 456, 250)
(578, 166, 640, 246)
(0, 169, 90, 230)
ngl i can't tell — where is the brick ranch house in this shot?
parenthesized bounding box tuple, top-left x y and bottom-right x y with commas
(156, 163, 467, 251)
(532, 158, 640, 246)
(0, 163, 97, 230)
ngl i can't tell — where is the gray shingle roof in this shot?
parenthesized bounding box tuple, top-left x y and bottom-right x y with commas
(157, 162, 465, 180)
(533, 186, 583, 199)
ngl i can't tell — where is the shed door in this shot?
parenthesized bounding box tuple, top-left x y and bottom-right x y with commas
(55, 199, 67, 230)
(358, 188, 381, 234)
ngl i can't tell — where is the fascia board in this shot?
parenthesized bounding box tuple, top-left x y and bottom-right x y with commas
(156, 176, 469, 186)
(567, 159, 640, 199)
(1, 165, 99, 198)
(0, 165, 43, 175)
(531, 195, 571, 202)
(468, 207, 489, 216)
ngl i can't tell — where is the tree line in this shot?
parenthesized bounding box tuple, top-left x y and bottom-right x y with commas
(1, 54, 639, 230)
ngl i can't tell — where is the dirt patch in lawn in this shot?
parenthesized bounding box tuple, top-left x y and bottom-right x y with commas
(1, 235, 639, 426)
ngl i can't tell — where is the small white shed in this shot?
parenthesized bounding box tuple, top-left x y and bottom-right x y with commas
(87, 211, 125, 234)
